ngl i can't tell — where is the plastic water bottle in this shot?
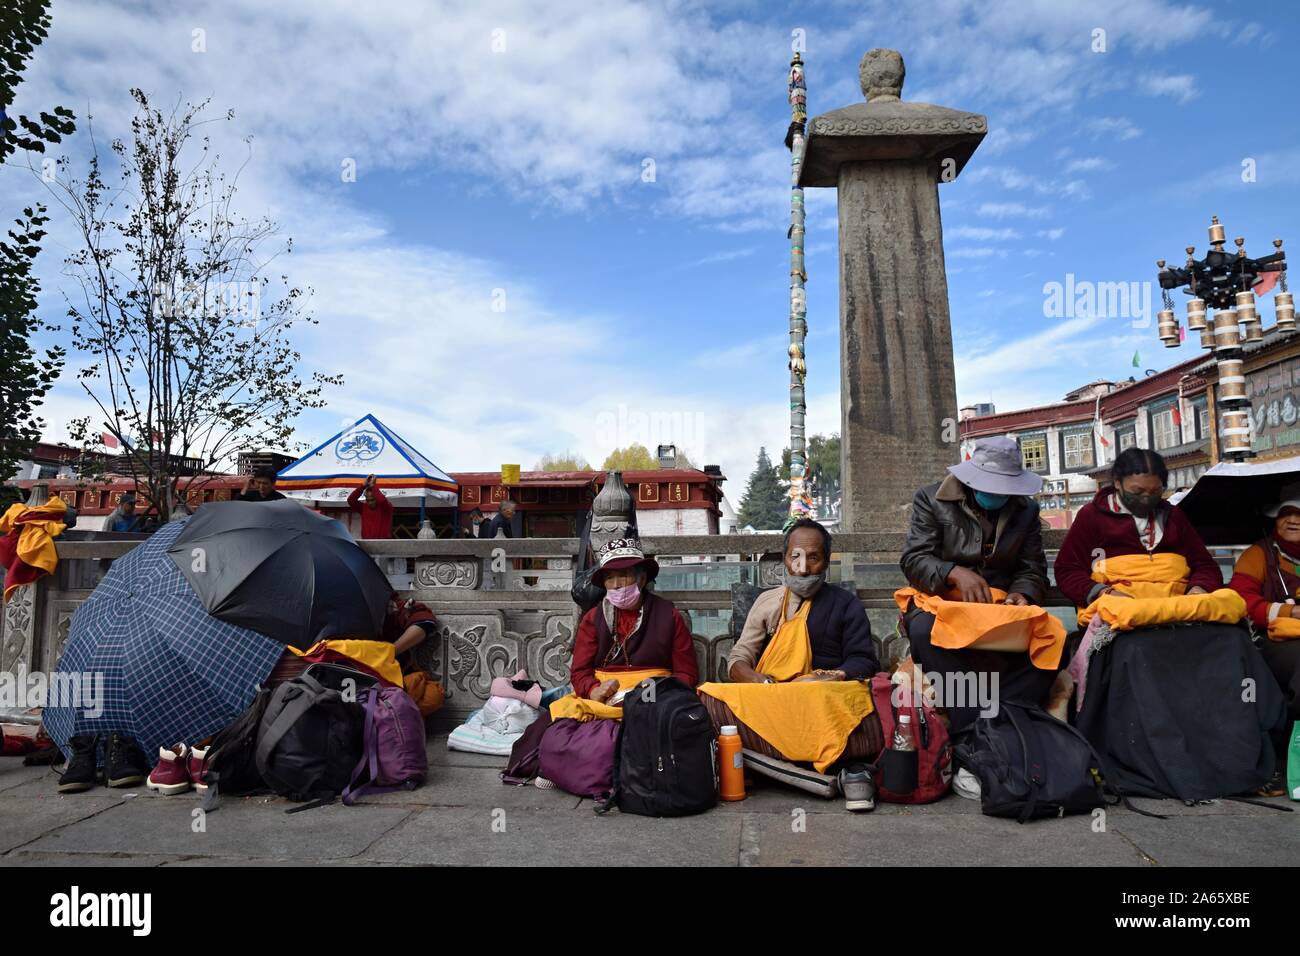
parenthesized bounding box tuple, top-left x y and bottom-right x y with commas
(892, 714, 916, 752)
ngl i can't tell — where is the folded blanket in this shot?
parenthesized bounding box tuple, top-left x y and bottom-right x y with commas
(895, 586, 1067, 670)
(447, 709, 522, 756)
(547, 667, 670, 722)
(1081, 589, 1246, 632)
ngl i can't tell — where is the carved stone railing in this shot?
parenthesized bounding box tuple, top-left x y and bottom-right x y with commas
(19, 530, 1259, 731)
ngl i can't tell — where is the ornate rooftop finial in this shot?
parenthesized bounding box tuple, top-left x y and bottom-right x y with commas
(860, 48, 905, 102)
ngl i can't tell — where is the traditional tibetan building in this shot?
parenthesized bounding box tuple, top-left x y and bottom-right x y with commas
(13, 467, 727, 538)
(960, 324, 1300, 527)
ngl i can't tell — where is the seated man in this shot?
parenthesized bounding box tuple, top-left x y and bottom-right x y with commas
(697, 519, 881, 811)
(900, 436, 1062, 739)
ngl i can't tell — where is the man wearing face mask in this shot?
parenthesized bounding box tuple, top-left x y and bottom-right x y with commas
(696, 519, 881, 809)
(567, 537, 697, 703)
(900, 436, 1058, 738)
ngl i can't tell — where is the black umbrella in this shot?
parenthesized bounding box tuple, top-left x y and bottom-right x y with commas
(166, 498, 393, 649)
(1176, 455, 1300, 547)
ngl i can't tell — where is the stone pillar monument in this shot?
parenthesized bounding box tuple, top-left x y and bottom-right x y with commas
(800, 49, 986, 533)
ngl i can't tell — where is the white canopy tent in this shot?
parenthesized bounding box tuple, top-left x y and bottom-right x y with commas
(276, 414, 458, 514)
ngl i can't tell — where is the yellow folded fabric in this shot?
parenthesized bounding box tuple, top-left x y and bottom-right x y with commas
(287, 639, 404, 687)
(894, 586, 1067, 670)
(697, 680, 874, 772)
(695, 589, 872, 772)
(1084, 589, 1246, 632)
(0, 498, 68, 600)
(548, 667, 670, 722)
(1268, 616, 1300, 642)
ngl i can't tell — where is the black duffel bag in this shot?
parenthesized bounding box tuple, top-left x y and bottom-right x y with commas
(956, 700, 1107, 823)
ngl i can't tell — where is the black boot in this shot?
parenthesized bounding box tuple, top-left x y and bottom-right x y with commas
(104, 732, 148, 788)
(58, 734, 99, 793)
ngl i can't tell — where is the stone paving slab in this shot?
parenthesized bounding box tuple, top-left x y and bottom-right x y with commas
(18, 795, 414, 863)
(361, 805, 745, 866)
(2, 736, 1294, 866)
(0, 794, 124, 856)
(741, 810, 1150, 866)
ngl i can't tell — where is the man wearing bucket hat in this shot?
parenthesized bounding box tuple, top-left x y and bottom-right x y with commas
(900, 436, 1057, 736)
(567, 536, 697, 703)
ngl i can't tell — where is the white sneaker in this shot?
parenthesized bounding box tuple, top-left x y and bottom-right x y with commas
(953, 767, 981, 801)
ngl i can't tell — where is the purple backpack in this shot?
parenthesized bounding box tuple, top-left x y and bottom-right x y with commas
(538, 717, 620, 797)
(342, 685, 428, 805)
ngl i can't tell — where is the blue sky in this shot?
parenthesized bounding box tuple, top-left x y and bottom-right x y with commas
(4, 0, 1298, 494)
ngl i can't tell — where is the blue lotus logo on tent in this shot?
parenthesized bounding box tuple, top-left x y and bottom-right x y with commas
(335, 430, 384, 462)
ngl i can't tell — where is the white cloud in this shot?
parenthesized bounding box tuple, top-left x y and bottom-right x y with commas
(947, 226, 1022, 241)
(1084, 116, 1144, 141)
(978, 201, 1050, 219)
(1139, 73, 1198, 104)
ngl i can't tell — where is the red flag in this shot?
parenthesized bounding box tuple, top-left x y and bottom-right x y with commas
(151, 430, 163, 445)
(1172, 404, 1182, 426)
(101, 432, 119, 449)
(1254, 271, 1282, 295)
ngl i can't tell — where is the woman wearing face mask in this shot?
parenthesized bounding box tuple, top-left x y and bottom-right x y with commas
(1228, 482, 1300, 795)
(1053, 448, 1222, 609)
(567, 536, 698, 704)
(1057, 449, 1285, 802)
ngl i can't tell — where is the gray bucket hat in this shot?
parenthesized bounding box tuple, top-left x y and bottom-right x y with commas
(948, 436, 1043, 496)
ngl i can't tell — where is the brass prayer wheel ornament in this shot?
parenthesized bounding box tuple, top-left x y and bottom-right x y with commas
(1213, 309, 1241, 351)
(1154, 216, 1289, 462)
(1157, 309, 1180, 347)
(1277, 291, 1296, 331)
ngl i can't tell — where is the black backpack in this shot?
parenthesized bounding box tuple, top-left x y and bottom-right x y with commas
(605, 676, 717, 817)
(255, 664, 374, 809)
(956, 701, 1107, 823)
(199, 686, 275, 808)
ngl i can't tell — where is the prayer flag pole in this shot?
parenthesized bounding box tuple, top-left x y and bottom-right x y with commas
(785, 52, 813, 527)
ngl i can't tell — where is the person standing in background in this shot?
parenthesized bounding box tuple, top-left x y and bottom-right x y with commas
(347, 474, 394, 539)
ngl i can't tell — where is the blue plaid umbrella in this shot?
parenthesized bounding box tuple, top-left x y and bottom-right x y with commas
(43, 519, 285, 760)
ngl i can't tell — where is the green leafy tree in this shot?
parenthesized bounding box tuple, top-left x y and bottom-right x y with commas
(535, 452, 591, 471)
(601, 443, 657, 471)
(0, 0, 75, 490)
(781, 433, 840, 518)
(47, 90, 340, 520)
(737, 447, 787, 530)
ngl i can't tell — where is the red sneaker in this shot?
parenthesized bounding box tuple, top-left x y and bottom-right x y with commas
(146, 743, 192, 794)
(188, 744, 212, 793)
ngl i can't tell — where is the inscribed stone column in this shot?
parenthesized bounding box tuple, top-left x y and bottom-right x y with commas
(800, 49, 986, 535)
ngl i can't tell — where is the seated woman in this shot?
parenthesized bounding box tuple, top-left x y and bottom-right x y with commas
(568, 537, 697, 703)
(1056, 447, 1284, 801)
(899, 436, 1066, 738)
(1227, 482, 1300, 796)
(697, 520, 881, 811)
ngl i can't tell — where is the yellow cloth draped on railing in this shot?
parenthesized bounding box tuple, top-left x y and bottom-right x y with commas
(548, 668, 671, 722)
(0, 498, 67, 600)
(697, 592, 874, 773)
(894, 586, 1067, 670)
(1077, 552, 1245, 630)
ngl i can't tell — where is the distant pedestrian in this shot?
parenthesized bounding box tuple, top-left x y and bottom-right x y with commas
(237, 466, 285, 502)
(461, 508, 485, 538)
(105, 493, 143, 533)
(479, 500, 517, 539)
(347, 474, 394, 538)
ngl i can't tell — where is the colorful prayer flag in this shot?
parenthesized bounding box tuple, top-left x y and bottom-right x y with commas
(1132, 350, 1140, 368)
